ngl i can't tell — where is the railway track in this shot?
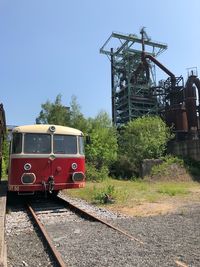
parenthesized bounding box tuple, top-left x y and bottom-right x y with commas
(6, 194, 195, 267)
(26, 203, 66, 267)
(16, 195, 143, 267)
(55, 196, 144, 244)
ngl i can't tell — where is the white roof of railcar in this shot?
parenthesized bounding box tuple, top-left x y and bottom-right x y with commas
(12, 124, 83, 136)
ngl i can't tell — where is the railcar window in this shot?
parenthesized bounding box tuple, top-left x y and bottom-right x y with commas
(78, 136, 85, 155)
(12, 133, 22, 154)
(24, 133, 51, 154)
(53, 135, 77, 154)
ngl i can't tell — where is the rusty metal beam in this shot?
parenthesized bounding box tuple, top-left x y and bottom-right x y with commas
(26, 204, 67, 267)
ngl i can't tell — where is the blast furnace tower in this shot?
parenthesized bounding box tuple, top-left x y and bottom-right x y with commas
(100, 28, 168, 126)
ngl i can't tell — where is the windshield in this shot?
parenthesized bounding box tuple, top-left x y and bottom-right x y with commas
(24, 133, 51, 154)
(53, 135, 77, 154)
(12, 133, 22, 154)
(79, 136, 85, 155)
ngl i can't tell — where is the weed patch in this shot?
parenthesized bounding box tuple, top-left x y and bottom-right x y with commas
(93, 185, 116, 204)
(66, 178, 198, 216)
(157, 183, 189, 196)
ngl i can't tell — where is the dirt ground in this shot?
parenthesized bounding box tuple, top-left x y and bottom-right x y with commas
(108, 186, 200, 217)
(115, 164, 200, 217)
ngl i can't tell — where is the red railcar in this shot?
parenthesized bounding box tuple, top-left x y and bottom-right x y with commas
(8, 124, 85, 195)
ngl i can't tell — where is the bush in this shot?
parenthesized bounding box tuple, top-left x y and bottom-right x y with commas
(183, 158, 200, 181)
(1, 158, 7, 179)
(119, 116, 173, 174)
(110, 155, 137, 179)
(151, 155, 184, 177)
(86, 163, 109, 182)
(92, 184, 116, 204)
(85, 111, 118, 169)
(144, 155, 192, 182)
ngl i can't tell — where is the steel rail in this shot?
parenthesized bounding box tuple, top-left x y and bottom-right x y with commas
(26, 203, 67, 267)
(56, 196, 144, 245)
(175, 260, 188, 267)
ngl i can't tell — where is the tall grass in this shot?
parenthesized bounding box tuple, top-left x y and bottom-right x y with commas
(156, 183, 188, 196)
(66, 178, 195, 206)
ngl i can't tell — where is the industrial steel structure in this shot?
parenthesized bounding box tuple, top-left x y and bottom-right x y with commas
(100, 29, 168, 125)
(100, 28, 200, 146)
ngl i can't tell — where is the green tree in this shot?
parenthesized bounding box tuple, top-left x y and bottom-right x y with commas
(119, 116, 173, 173)
(69, 95, 88, 132)
(36, 96, 118, 177)
(1, 131, 9, 179)
(85, 111, 118, 169)
(36, 94, 70, 125)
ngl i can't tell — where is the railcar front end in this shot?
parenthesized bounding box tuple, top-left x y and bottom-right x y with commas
(8, 125, 85, 194)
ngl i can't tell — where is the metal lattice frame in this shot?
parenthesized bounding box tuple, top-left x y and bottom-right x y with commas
(100, 30, 168, 126)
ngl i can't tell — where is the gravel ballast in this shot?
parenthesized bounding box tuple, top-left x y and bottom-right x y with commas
(6, 206, 57, 267)
(6, 196, 200, 267)
(45, 202, 200, 267)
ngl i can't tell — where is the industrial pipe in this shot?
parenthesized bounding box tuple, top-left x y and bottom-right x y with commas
(185, 75, 200, 131)
(144, 54, 176, 87)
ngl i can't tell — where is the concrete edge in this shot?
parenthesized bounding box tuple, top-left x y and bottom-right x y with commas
(0, 182, 7, 267)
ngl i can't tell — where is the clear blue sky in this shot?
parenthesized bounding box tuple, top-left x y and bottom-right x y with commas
(1, 0, 200, 125)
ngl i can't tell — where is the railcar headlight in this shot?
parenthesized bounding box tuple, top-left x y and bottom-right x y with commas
(21, 173, 36, 184)
(24, 163, 31, 171)
(71, 163, 78, 170)
(72, 172, 85, 182)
